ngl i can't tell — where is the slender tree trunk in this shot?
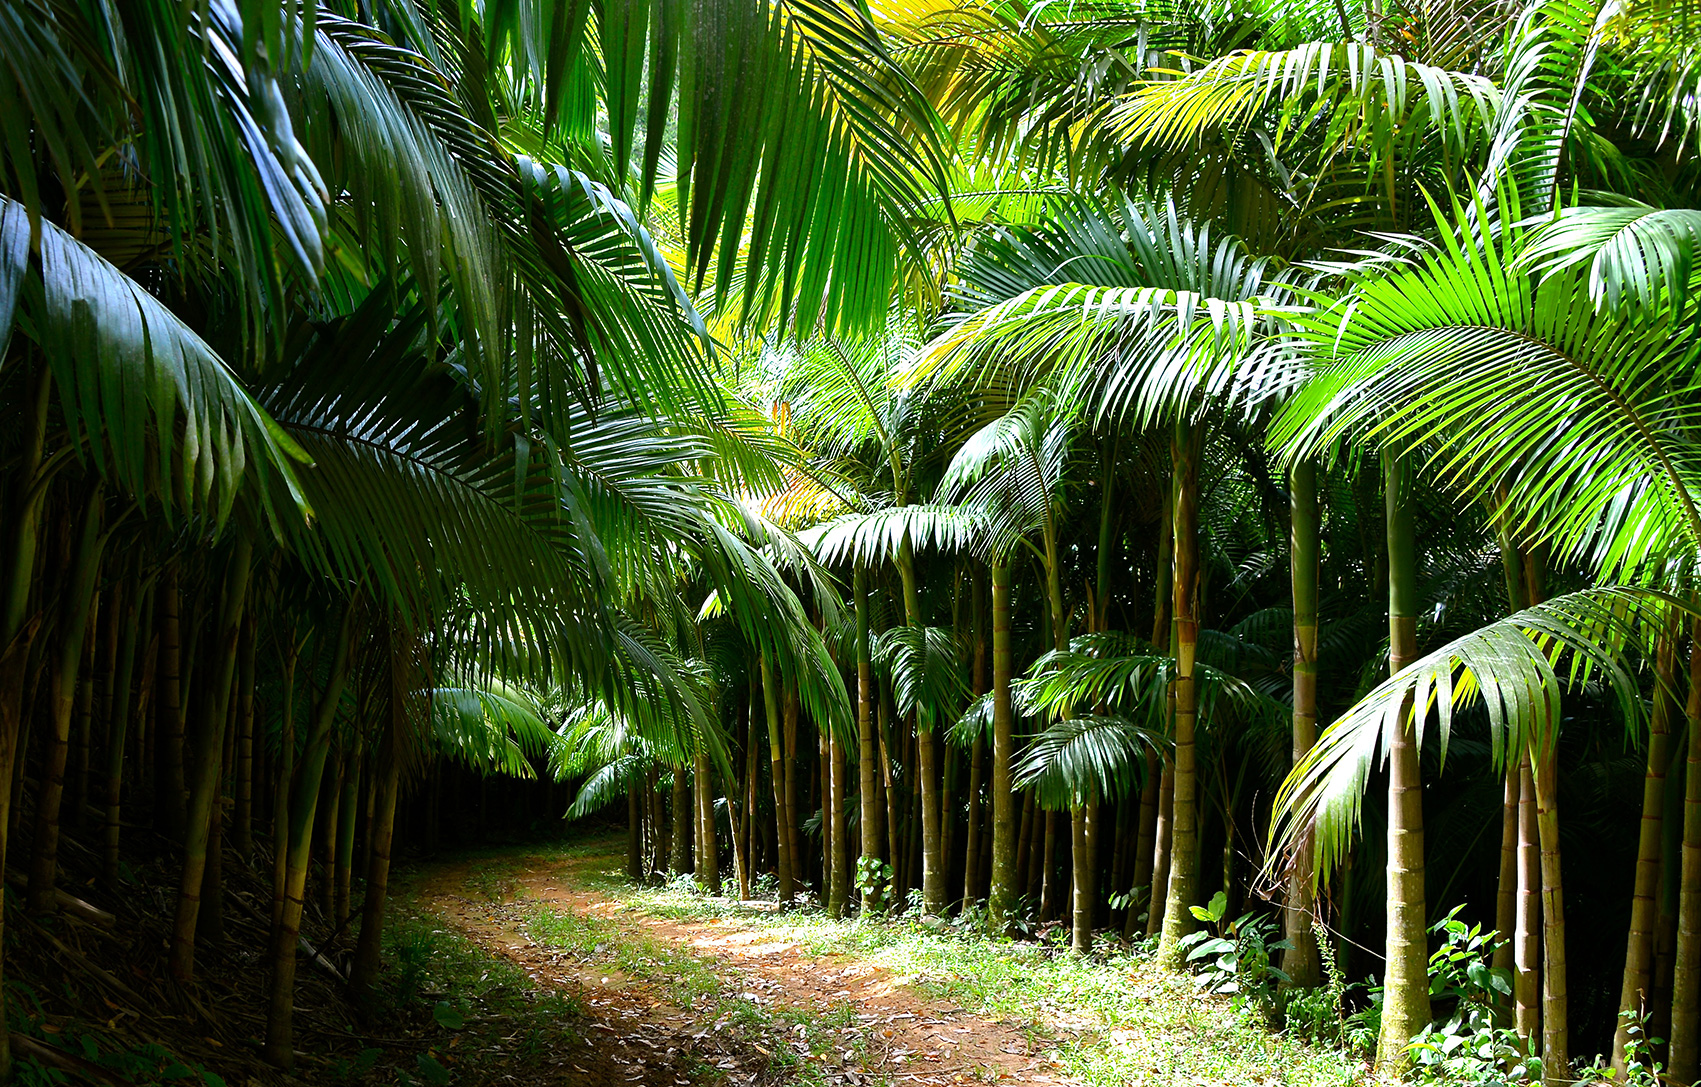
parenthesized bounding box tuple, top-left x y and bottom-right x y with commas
(881, 685, 900, 899)
(1533, 749, 1569, 1084)
(157, 567, 187, 842)
(988, 561, 1017, 931)
(895, 532, 946, 918)
(1376, 453, 1432, 1070)
(670, 766, 691, 876)
(1071, 803, 1096, 953)
(28, 484, 106, 913)
(1284, 460, 1322, 987)
(1159, 420, 1202, 965)
(266, 604, 356, 1068)
(856, 566, 882, 906)
(964, 734, 986, 906)
(1128, 749, 1160, 941)
(1669, 632, 1701, 1082)
(0, 622, 39, 1081)
(350, 723, 401, 1005)
(1493, 510, 1529, 984)
(272, 635, 299, 928)
(1147, 763, 1175, 938)
(760, 657, 793, 901)
(105, 581, 151, 886)
(235, 617, 257, 858)
(1040, 811, 1059, 920)
(695, 748, 720, 895)
(1616, 628, 1678, 1069)
(70, 608, 98, 829)
(170, 536, 253, 982)
(1515, 754, 1542, 1047)
(336, 738, 361, 927)
(627, 783, 644, 880)
(830, 726, 849, 917)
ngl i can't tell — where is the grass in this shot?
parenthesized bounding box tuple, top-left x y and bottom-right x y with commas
(545, 842, 1374, 1087)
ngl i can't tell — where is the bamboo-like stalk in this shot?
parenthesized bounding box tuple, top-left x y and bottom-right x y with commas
(760, 655, 793, 900)
(670, 765, 691, 876)
(1376, 452, 1432, 1070)
(157, 566, 187, 841)
(1669, 631, 1701, 1082)
(1284, 460, 1322, 987)
(169, 535, 253, 981)
(1515, 754, 1542, 1046)
(350, 724, 401, 1004)
(265, 604, 356, 1068)
(234, 616, 257, 858)
(829, 726, 849, 917)
(1158, 420, 1202, 965)
(964, 565, 988, 907)
(104, 579, 152, 885)
(335, 736, 362, 928)
(29, 483, 107, 914)
(856, 566, 883, 906)
(272, 632, 300, 928)
(988, 560, 1016, 931)
(694, 748, 720, 894)
(1534, 749, 1569, 1084)
(783, 689, 801, 893)
(1615, 625, 1678, 1069)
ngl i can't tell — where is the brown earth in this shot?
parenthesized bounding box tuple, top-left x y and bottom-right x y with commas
(415, 851, 1081, 1087)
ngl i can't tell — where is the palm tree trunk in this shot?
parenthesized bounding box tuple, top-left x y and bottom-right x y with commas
(335, 738, 361, 927)
(760, 656, 793, 902)
(104, 580, 151, 886)
(695, 747, 720, 894)
(1616, 626, 1678, 1070)
(29, 483, 107, 914)
(266, 603, 356, 1068)
(1040, 811, 1059, 920)
(1669, 631, 1701, 1083)
(272, 634, 299, 928)
(988, 560, 1017, 931)
(783, 688, 802, 895)
(350, 722, 401, 1005)
(964, 734, 986, 906)
(1128, 749, 1160, 941)
(1533, 748, 1569, 1084)
(1147, 763, 1175, 938)
(627, 781, 643, 880)
(1492, 516, 1527, 986)
(896, 532, 946, 918)
(157, 566, 188, 841)
(670, 765, 692, 875)
(829, 726, 849, 917)
(1071, 803, 1096, 952)
(856, 566, 882, 906)
(1515, 754, 1542, 1047)
(1159, 420, 1202, 965)
(169, 536, 252, 982)
(234, 616, 256, 858)
(0, 624, 38, 1082)
(1376, 452, 1431, 1070)
(1284, 460, 1322, 988)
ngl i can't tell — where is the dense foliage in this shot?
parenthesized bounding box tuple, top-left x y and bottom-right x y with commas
(4, 0, 1701, 1083)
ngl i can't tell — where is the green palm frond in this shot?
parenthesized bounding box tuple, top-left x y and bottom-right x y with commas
(1518, 201, 1701, 312)
(874, 625, 970, 726)
(432, 679, 560, 778)
(8, 198, 310, 527)
(1014, 714, 1166, 809)
(1269, 586, 1667, 879)
(1272, 192, 1701, 582)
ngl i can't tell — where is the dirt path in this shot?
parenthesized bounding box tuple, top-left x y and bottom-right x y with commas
(416, 850, 1078, 1086)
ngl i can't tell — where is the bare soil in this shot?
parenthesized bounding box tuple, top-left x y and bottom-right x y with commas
(415, 850, 1079, 1086)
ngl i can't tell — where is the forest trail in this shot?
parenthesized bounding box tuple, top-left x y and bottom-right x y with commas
(414, 846, 1078, 1086)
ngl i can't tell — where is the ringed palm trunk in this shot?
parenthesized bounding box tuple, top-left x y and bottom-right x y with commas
(1533, 747, 1569, 1083)
(964, 567, 988, 906)
(170, 536, 253, 982)
(105, 581, 152, 886)
(829, 726, 849, 917)
(695, 747, 720, 895)
(1492, 510, 1528, 984)
(272, 634, 299, 928)
(28, 483, 108, 914)
(1376, 452, 1432, 1071)
(760, 656, 793, 901)
(987, 560, 1017, 932)
(1615, 625, 1679, 1070)
(157, 566, 188, 841)
(1515, 754, 1542, 1046)
(1158, 419, 1203, 965)
(234, 616, 257, 858)
(266, 603, 356, 1068)
(896, 531, 946, 919)
(670, 765, 691, 875)
(350, 721, 401, 1005)
(1284, 461, 1322, 988)
(335, 737, 362, 927)
(1669, 630, 1701, 1083)
(856, 566, 882, 907)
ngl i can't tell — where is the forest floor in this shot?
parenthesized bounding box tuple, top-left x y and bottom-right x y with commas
(402, 833, 1374, 1087)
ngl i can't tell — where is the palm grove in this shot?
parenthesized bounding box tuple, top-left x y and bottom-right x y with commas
(3, 0, 1700, 1082)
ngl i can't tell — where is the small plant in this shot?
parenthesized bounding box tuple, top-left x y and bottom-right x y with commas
(1284, 935, 1348, 1046)
(1406, 906, 1530, 1084)
(1575, 1008, 1663, 1086)
(1178, 892, 1293, 1025)
(855, 856, 893, 912)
